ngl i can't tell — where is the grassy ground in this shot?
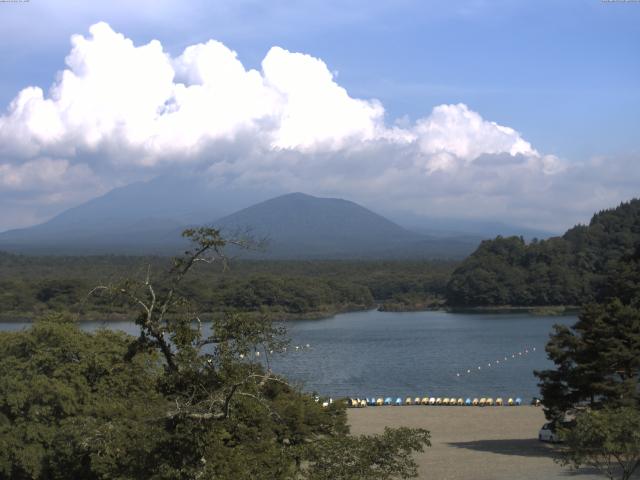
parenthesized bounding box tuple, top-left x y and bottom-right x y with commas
(348, 406, 613, 480)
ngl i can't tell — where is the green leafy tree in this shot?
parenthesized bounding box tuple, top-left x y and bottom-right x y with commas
(536, 241, 640, 480)
(0, 313, 166, 479)
(302, 427, 431, 480)
(535, 298, 640, 420)
(1, 227, 431, 479)
(559, 407, 640, 480)
(535, 242, 640, 421)
(447, 199, 640, 307)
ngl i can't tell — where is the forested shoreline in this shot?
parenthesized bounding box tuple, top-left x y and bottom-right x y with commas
(4, 199, 639, 320)
(446, 199, 640, 307)
(1, 228, 432, 479)
(0, 253, 455, 321)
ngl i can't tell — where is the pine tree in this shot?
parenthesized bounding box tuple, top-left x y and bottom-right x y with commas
(535, 244, 640, 420)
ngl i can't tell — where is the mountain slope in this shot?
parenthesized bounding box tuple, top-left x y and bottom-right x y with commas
(214, 193, 481, 259)
(446, 198, 640, 306)
(0, 187, 481, 258)
(0, 176, 236, 254)
(215, 192, 420, 258)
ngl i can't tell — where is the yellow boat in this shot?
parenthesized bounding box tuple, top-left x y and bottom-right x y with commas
(405, 397, 413, 405)
(472, 398, 479, 406)
(496, 397, 503, 406)
(486, 398, 494, 406)
(457, 398, 464, 406)
(435, 397, 443, 405)
(376, 397, 384, 406)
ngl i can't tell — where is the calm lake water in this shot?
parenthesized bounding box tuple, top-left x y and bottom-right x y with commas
(0, 310, 576, 401)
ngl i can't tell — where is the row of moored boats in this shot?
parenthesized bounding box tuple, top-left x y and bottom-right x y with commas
(347, 396, 529, 407)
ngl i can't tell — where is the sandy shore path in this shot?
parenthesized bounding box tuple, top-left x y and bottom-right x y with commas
(348, 406, 610, 480)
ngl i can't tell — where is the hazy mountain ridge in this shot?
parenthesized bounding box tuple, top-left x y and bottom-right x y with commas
(0, 178, 546, 258)
(215, 193, 426, 258)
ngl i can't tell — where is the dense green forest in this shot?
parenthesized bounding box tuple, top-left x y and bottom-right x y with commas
(533, 236, 640, 478)
(5, 198, 639, 317)
(446, 199, 640, 307)
(0, 229, 431, 479)
(0, 253, 455, 320)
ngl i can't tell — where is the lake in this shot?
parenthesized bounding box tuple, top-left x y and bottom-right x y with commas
(0, 310, 576, 401)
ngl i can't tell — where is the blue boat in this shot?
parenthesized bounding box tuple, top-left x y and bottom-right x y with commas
(384, 397, 393, 405)
(465, 398, 472, 406)
(394, 397, 402, 406)
(515, 397, 522, 406)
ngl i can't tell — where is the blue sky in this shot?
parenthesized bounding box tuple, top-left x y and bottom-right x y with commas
(2, 0, 638, 159)
(0, 0, 638, 231)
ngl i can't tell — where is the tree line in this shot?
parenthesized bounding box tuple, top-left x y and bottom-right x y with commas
(535, 238, 640, 479)
(0, 254, 455, 320)
(446, 199, 640, 307)
(0, 228, 431, 479)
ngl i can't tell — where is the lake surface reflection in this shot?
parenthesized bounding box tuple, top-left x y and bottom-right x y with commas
(1, 310, 576, 400)
(271, 310, 575, 400)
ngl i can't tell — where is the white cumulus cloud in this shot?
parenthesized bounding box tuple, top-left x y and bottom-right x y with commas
(0, 21, 634, 232)
(0, 22, 535, 162)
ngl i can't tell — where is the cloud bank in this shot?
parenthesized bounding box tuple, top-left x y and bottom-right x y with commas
(0, 22, 636, 231)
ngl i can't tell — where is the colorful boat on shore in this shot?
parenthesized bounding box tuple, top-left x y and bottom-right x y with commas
(346, 394, 527, 407)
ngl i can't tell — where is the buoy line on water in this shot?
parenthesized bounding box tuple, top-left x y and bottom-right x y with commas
(238, 343, 312, 360)
(455, 346, 537, 378)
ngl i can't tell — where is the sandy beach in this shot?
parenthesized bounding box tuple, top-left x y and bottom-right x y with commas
(348, 406, 612, 480)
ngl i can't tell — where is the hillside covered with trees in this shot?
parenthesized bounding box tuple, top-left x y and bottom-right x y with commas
(0, 254, 454, 321)
(446, 199, 640, 307)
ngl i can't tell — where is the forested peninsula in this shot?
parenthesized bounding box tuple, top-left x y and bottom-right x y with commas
(446, 199, 640, 307)
(0, 256, 453, 321)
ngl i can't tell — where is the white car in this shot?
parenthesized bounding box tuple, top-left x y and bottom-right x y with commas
(538, 422, 561, 443)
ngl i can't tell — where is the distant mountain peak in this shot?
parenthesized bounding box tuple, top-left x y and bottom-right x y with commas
(260, 192, 349, 204)
(0, 184, 480, 258)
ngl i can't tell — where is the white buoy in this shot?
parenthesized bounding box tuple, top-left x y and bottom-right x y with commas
(306, 343, 310, 348)
(456, 373, 460, 377)
(255, 351, 260, 357)
(239, 354, 244, 359)
(467, 369, 471, 373)
(478, 366, 482, 370)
